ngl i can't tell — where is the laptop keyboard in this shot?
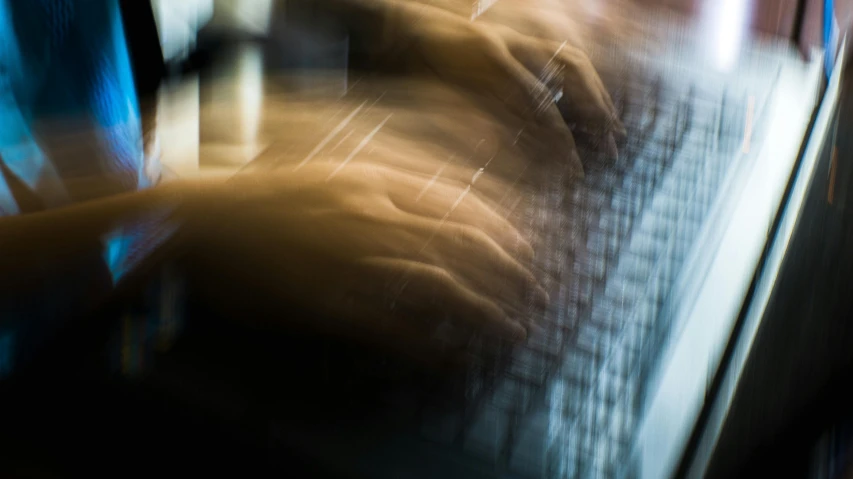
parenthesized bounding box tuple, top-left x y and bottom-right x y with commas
(149, 23, 786, 478)
(414, 54, 773, 478)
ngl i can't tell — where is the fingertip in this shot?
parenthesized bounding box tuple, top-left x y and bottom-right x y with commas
(492, 312, 527, 341)
(605, 133, 619, 160)
(535, 284, 550, 307)
(613, 119, 627, 140)
(518, 234, 535, 260)
(569, 150, 584, 176)
(506, 320, 527, 341)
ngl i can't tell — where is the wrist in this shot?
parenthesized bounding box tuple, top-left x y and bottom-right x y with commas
(158, 177, 226, 242)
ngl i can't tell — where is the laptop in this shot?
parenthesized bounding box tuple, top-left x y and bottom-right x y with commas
(23, 7, 822, 479)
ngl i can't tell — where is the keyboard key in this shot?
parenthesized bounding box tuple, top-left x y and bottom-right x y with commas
(463, 405, 509, 464)
(507, 410, 550, 477)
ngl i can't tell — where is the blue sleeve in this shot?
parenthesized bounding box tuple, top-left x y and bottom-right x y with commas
(4, 0, 146, 189)
(0, 0, 179, 379)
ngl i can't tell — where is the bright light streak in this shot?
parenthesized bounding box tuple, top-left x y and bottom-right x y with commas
(712, 0, 750, 72)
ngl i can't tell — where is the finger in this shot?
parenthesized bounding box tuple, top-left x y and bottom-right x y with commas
(434, 248, 549, 316)
(484, 41, 585, 171)
(531, 42, 624, 142)
(561, 46, 618, 119)
(390, 178, 535, 261)
(558, 55, 626, 142)
(557, 50, 618, 132)
(371, 162, 535, 257)
(571, 129, 620, 160)
(587, 65, 620, 126)
(426, 162, 515, 206)
(360, 257, 527, 340)
(395, 204, 536, 288)
(342, 281, 487, 362)
(501, 33, 616, 133)
(605, 133, 619, 160)
(427, 220, 548, 308)
(365, 142, 515, 206)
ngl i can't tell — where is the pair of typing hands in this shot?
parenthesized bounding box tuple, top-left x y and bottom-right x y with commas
(182, 0, 625, 363)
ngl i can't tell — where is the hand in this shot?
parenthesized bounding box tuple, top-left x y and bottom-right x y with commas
(402, 3, 623, 166)
(496, 25, 626, 156)
(247, 88, 541, 213)
(474, 0, 641, 46)
(184, 161, 545, 362)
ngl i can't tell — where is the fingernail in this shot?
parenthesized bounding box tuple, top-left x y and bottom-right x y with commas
(526, 322, 545, 337)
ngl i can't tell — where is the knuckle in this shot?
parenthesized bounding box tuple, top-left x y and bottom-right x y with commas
(355, 162, 393, 183)
(452, 225, 484, 248)
(426, 265, 456, 291)
(469, 195, 493, 215)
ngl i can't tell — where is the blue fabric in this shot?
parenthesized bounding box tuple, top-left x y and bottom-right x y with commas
(825, 0, 835, 78)
(5, 0, 146, 189)
(0, 0, 182, 379)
